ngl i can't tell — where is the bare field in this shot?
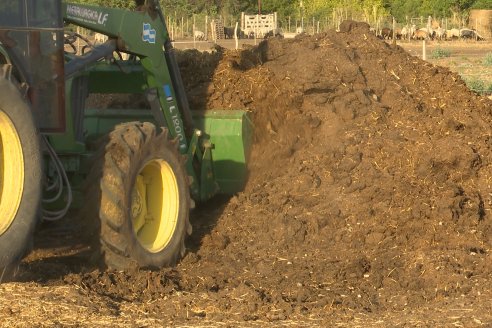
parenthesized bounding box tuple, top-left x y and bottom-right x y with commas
(399, 41, 492, 94)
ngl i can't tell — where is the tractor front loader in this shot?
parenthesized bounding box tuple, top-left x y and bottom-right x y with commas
(0, 0, 252, 279)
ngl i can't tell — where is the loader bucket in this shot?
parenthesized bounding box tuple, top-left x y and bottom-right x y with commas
(83, 108, 252, 197)
(192, 110, 253, 195)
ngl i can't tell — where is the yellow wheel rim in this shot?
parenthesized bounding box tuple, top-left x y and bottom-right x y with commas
(0, 109, 24, 235)
(131, 159, 179, 253)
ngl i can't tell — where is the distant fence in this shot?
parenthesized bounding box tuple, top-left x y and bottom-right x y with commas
(469, 10, 492, 39)
(165, 13, 210, 40)
(163, 12, 491, 41)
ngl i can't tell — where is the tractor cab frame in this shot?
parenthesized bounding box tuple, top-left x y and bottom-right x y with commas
(0, 0, 65, 132)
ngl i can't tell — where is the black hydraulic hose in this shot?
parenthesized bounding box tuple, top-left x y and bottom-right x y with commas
(64, 40, 117, 79)
(41, 136, 73, 221)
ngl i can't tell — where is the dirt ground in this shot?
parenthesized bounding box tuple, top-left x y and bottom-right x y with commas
(3, 21, 492, 327)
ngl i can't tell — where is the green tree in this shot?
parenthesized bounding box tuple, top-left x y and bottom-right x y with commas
(70, 0, 134, 8)
(160, 0, 194, 16)
(261, 0, 297, 17)
(68, 0, 490, 21)
(303, 0, 332, 18)
(472, 0, 492, 9)
(387, 0, 422, 22)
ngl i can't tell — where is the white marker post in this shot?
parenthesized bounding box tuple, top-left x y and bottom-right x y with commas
(234, 22, 239, 50)
(422, 39, 426, 60)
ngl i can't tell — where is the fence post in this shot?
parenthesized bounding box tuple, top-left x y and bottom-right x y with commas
(392, 17, 396, 42)
(193, 15, 196, 48)
(170, 17, 174, 41)
(76, 26, 80, 54)
(476, 18, 478, 41)
(205, 16, 208, 41)
(422, 40, 426, 60)
(255, 14, 260, 46)
(234, 22, 239, 50)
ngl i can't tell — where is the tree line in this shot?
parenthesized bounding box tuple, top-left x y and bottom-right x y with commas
(71, 0, 492, 24)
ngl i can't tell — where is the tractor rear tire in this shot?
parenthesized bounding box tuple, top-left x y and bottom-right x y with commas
(93, 122, 190, 270)
(0, 77, 42, 282)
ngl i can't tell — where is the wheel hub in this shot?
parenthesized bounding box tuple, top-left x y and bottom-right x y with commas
(0, 110, 24, 235)
(131, 159, 179, 253)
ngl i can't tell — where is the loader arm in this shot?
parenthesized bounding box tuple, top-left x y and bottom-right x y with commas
(62, 1, 192, 151)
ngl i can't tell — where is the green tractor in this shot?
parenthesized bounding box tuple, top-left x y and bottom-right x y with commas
(0, 0, 252, 279)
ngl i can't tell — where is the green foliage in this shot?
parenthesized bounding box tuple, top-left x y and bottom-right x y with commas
(262, 0, 297, 18)
(67, 0, 489, 21)
(421, 0, 456, 17)
(483, 53, 492, 66)
(386, 0, 481, 22)
(69, 0, 134, 9)
(69, 0, 98, 5)
(160, 1, 194, 16)
(387, 0, 418, 21)
(431, 47, 452, 59)
(465, 77, 486, 94)
(472, 0, 492, 9)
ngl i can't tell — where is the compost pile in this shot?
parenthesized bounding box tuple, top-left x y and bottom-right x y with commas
(15, 21, 492, 324)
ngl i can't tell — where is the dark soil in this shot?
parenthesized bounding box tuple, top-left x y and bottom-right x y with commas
(9, 20, 492, 325)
